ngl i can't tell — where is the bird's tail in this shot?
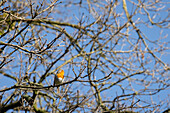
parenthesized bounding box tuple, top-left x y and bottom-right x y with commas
(57, 86, 60, 94)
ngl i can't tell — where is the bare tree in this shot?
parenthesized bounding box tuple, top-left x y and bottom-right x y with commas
(0, 0, 169, 112)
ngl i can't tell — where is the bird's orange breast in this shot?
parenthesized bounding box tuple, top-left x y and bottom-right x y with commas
(57, 70, 64, 79)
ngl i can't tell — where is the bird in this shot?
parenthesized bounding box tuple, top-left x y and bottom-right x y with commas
(53, 69, 64, 93)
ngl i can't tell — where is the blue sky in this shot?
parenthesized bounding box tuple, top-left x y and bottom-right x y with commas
(0, 0, 169, 112)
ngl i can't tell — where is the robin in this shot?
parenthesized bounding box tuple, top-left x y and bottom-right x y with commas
(53, 69, 64, 93)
